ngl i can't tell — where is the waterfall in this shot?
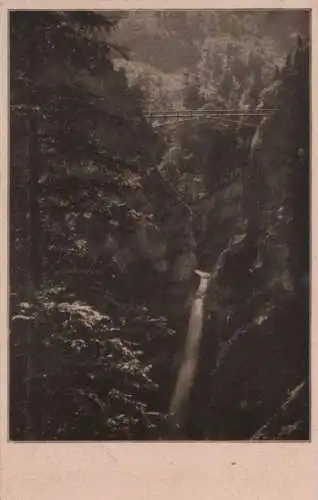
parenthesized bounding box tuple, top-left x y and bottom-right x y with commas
(169, 270, 211, 432)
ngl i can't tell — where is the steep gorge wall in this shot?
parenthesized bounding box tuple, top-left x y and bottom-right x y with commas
(182, 41, 310, 440)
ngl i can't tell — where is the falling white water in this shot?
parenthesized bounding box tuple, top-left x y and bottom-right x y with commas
(169, 270, 211, 428)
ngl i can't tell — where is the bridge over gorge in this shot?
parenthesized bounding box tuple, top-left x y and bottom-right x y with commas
(144, 107, 279, 212)
(143, 107, 278, 129)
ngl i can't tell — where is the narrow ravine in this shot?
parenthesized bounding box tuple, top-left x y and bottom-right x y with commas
(169, 269, 211, 432)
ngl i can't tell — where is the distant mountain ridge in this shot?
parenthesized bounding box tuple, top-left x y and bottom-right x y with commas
(110, 10, 309, 111)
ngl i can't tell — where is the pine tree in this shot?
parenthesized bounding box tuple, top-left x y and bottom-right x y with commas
(10, 10, 172, 440)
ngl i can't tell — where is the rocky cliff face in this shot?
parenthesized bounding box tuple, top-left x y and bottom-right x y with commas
(156, 40, 309, 440)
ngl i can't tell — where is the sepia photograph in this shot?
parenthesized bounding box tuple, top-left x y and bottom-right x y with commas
(9, 9, 310, 442)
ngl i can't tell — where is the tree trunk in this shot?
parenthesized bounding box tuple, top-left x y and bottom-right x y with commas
(25, 25, 41, 439)
(28, 52, 41, 289)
